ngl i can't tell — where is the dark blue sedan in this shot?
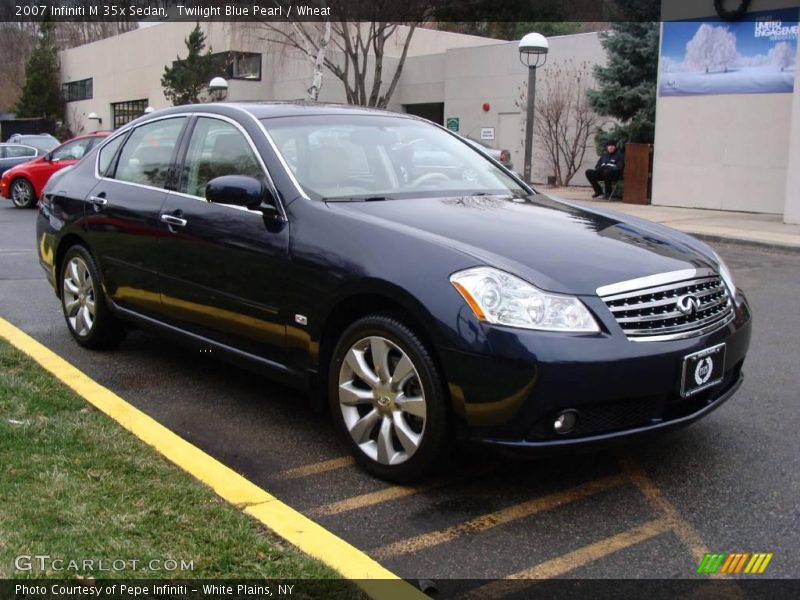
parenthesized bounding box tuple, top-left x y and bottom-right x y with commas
(36, 103, 752, 482)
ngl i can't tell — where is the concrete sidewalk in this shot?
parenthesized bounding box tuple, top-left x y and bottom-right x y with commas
(544, 186, 800, 251)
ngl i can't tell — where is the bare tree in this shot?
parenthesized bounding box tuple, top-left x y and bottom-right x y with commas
(516, 60, 600, 186)
(0, 17, 136, 112)
(254, 1, 432, 107)
(56, 21, 137, 49)
(288, 20, 332, 101)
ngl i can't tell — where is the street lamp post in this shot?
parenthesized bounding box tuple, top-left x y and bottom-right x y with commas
(518, 32, 549, 184)
(208, 77, 228, 102)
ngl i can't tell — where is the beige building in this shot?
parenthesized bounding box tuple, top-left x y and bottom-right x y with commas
(654, 0, 800, 223)
(59, 22, 605, 186)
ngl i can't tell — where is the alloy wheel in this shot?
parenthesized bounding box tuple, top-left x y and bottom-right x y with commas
(11, 180, 33, 208)
(338, 336, 427, 465)
(62, 256, 96, 337)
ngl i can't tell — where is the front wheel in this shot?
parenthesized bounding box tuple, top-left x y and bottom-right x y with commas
(60, 245, 127, 349)
(328, 314, 451, 482)
(10, 179, 36, 208)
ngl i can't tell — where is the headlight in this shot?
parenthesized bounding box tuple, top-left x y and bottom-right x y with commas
(711, 250, 736, 296)
(450, 267, 600, 333)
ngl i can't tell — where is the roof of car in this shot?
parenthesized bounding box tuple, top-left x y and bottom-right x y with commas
(12, 133, 57, 139)
(138, 101, 410, 123)
(67, 132, 111, 141)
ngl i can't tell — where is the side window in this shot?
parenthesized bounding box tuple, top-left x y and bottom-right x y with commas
(51, 138, 93, 161)
(114, 118, 186, 188)
(6, 145, 36, 158)
(181, 117, 264, 198)
(97, 134, 127, 177)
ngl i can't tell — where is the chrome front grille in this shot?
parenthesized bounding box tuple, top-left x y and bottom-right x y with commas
(597, 268, 734, 341)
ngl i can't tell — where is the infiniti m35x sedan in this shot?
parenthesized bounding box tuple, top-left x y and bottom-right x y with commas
(37, 103, 751, 482)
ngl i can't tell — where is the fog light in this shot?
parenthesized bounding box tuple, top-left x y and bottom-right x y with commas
(553, 410, 578, 434)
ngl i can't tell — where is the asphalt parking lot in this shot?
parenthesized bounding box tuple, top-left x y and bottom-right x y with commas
(2, 203, 799, 592)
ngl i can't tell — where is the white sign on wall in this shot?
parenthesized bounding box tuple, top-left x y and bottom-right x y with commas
(480, 127, 495, 140)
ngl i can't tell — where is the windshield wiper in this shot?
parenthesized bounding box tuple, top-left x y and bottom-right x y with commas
(324, 196, 393, 202)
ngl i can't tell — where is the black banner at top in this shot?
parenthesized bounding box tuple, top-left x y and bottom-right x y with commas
(2, 0, 662, 23)
(2, 0, 796, 23)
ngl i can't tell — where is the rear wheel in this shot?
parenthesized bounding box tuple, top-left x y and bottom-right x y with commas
(10, 179, 35, 208)
(60, 245, 126, 349)
(328, 314, 450, 482)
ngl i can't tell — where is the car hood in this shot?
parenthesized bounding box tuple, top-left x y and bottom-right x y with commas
(326, 194, 718, 295)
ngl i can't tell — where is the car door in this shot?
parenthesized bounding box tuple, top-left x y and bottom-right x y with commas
(0, 145, 37, 176)
(158, 115, 289, 363)
(28, 137, 95, 195)
(84, 117, 188, 316)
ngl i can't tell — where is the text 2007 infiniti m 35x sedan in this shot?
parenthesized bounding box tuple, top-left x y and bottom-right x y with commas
(37, 103, 751, 482)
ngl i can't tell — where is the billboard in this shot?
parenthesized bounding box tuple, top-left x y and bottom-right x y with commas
(660, 8, 799, 96)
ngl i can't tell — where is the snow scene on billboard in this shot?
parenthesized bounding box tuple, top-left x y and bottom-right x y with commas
(660, 8, 798, 97)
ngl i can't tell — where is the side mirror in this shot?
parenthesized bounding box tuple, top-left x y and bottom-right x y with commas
(44, 152, 53, 162)
(206, 175, 277, 212)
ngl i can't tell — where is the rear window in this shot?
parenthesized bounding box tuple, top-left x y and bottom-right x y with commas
(22, 136, 59, 152)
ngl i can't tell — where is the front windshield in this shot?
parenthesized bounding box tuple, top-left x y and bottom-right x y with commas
(262, 115, 529, 201)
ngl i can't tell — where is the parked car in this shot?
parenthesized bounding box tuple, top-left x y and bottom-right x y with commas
(1, 132, 108, 208)
(5, 133, 59, 153)
(0, 143, 43, 178)
(464, 136, 513, 170)
(37, 103, 751, 482)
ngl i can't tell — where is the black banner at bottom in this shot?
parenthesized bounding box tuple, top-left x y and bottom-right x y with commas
(0, 577, 800, 600)
(4, 579, 800, 600)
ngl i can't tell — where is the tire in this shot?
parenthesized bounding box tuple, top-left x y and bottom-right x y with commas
(59, 245, 127, 349)
(328, 314, 451, 482)
(10, 179, 36, 209)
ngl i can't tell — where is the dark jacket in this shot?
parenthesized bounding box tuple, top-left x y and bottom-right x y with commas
(595, 149, 624, 172)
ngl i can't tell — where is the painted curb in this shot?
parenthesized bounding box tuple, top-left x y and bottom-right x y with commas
(0, 317, 428, 600)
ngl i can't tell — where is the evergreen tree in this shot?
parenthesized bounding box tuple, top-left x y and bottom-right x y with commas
(588, 22, 660, 148)
(161, 24, 213, 106)
(14, 22, 63, 120)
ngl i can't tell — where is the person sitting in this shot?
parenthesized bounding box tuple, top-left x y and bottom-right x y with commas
(586, 140, 624, 199)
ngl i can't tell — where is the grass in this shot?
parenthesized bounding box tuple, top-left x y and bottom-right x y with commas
(0, 338, 340, 580)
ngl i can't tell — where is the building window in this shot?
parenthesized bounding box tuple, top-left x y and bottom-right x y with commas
(174, 51, 262, 82)
(111, 99, 148, 129)
(62, 78, 93, 102)
(230, 52, 261, 80)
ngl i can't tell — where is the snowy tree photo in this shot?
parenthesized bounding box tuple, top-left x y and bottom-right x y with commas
(660, 9, 797, 96)
(769, 42, 796, 71)
(684, 24, 739, 73)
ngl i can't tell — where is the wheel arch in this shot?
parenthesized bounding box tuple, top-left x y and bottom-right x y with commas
(311, 282, 450, 411)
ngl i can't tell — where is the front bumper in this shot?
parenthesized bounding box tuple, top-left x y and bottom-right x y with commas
(439, 291, 752, 449)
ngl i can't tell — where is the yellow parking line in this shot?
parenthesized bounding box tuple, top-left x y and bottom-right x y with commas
(372, 474, 628, 560)
(279, 456, 355, 479)
(620, 456, 746, 598)
(311, 482, 438, 518)
(620, 457, 710, 564)
(310, 464, 496, 518)
(463, 518, 672, 600)
(0, 317, 427, 600)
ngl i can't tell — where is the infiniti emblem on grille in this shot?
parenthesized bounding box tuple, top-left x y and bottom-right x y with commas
(677, 294, 700, 316)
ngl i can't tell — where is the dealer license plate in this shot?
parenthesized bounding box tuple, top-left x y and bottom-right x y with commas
(681, 343, 726, 398)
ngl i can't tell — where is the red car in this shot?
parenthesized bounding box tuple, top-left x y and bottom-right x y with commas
(1, 132, 109, 208)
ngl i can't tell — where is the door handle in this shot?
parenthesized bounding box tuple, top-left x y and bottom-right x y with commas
(160, 214, 188, 227)
(88, 195, 107, 207)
